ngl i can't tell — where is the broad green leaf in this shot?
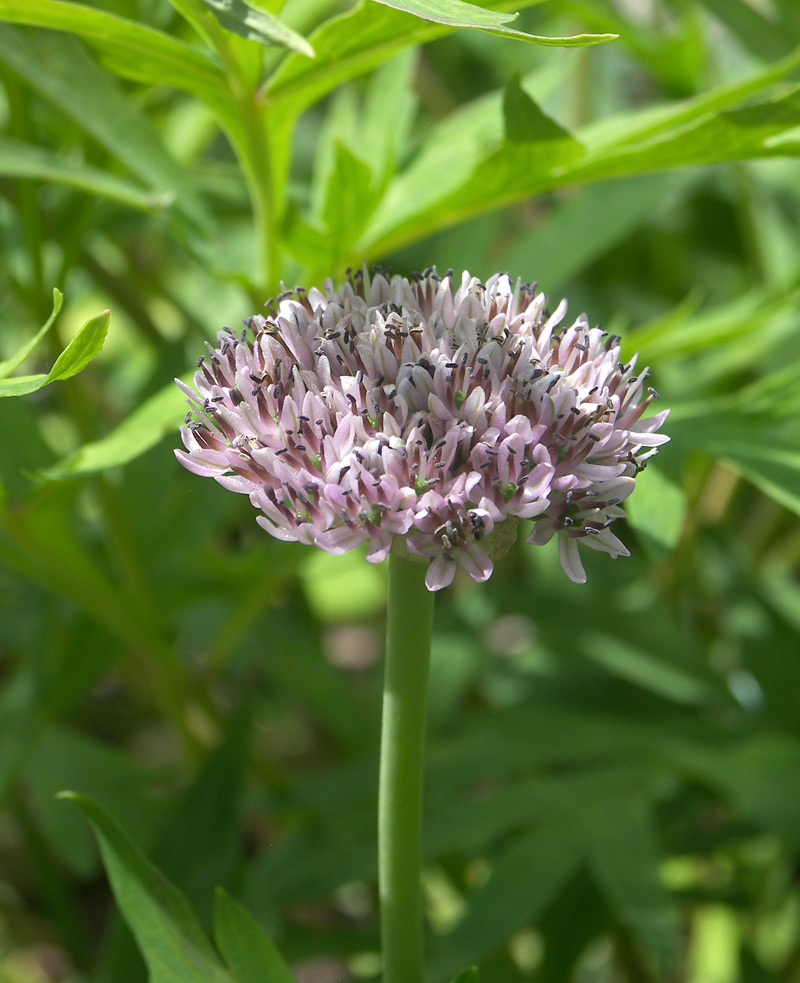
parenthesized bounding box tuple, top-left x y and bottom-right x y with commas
(569, 83, 800, 181)
(214, 889, 297, 983)
(0, 0, 232, 114)
(59, 793, 232, 983)
(361, 49, 800, 254)
(321, 141, 378, 267)
(0, 310, 109, 399)
(370, 0, 616, 46)
(0, 29, 212, 233)
(199, 0, 314, 56)
(0, 137, 171, 212)
(42, 379, 187, 478)
(0, 288, 62, 380)
(265, 0, 550, 119)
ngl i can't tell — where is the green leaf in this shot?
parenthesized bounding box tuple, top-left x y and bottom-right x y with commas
(497, 173, 695, 293)
(154, 708, 253, 920)
(370, 0, 616, 45)
(718, 441, 800, 518)
(449, 970, 480, 983)
(428, 827, 580, 982)
(42, 379, 188, 479)
(580, 633, 715, 706)
(503, 74, 582, 145)
(586, 796, 678, 973)
(0, 309, 109, 399)
(0, 28, 212, 233)
(361, 46, 800, 254)
(59, 793, 232, 983)
(199, 0, 314, 56)
(266, 0, 554, 119)
(0, 288, 62, 380)
(214, 889, 297, 983)
(0, 0, 232, 114)
(26, 726, 167, 877)
(321, 141, 378, 267)
(625, 465, 687, 561)
(45, 311, 110, 384)
(0, 137, 171, 212)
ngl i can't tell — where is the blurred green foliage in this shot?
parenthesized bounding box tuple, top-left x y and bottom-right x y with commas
(1, 0, 799, 981)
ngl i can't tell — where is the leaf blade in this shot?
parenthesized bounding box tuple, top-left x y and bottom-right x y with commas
(214, 889, 297, 983)
(59, 793, 231, 983)
(199, 0, 314, 56)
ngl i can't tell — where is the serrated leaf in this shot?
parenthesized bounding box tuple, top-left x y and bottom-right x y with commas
(0, 288, 62, 380)
(59, 793, 232, 983)
(214, 889, 297, 983)
(0, 309, 109, 399)
(199, 0, 314, 56)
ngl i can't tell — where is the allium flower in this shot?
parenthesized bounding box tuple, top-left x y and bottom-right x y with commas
(176, 268, 668, 590)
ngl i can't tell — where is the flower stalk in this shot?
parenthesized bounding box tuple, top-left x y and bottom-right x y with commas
(379, 552, 435, 983)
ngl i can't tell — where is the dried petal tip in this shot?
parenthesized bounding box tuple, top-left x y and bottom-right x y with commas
(176, 267, 668, 590)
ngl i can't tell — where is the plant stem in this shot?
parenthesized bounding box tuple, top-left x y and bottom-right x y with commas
(379, 553, 435, 983)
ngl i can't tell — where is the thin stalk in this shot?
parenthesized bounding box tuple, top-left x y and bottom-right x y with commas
(180, 0, 281, 294)
(379, 553, 435, 983)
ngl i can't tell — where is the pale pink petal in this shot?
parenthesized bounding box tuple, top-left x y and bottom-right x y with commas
(559, 536, 587, 584)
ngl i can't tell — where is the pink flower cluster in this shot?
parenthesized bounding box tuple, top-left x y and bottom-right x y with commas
(176, 269, 667, 590)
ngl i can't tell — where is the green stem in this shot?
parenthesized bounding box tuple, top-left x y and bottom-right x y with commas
(179, 0, 281, 294)
(379, 553, 435, 983)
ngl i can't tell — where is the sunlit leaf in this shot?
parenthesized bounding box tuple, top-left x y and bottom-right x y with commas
(199, 0, 314, 56)
(370, 0, 616, 45)
(0, 310, 109, 399)
(0, 0, 232, 112)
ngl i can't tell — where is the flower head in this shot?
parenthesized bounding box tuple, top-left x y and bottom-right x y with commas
(176, 268, 668, 590)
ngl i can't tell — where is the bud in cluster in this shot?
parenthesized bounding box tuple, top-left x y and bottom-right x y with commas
(176, 268, 668, 590)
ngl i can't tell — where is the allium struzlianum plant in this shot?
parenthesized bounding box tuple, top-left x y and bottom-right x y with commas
(6, 0, 800, 980)
(176, 266, 668, 982)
